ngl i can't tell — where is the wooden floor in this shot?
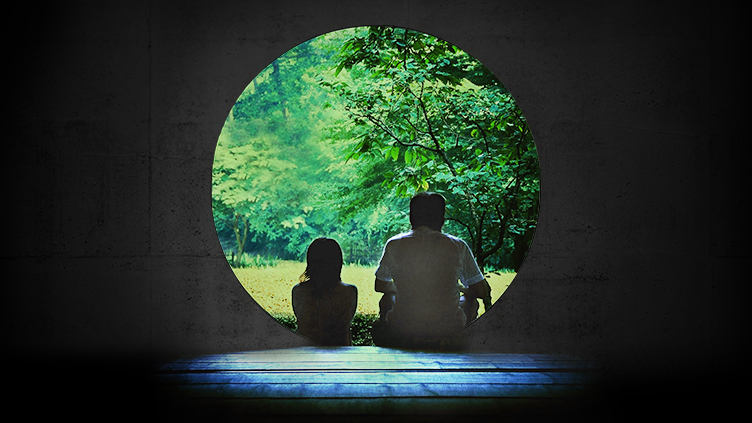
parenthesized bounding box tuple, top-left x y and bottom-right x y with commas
(151, 346, 604, 421)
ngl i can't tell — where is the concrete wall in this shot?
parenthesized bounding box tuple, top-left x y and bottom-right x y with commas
(6, 0, 744, 383)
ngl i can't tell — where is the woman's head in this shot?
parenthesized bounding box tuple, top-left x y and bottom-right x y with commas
(301, 237, 343, 286)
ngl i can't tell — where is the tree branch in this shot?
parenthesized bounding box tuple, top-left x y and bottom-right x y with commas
(414, 84, 457, 177)
(356, 111, 441, 153)
(404, 113, 429, 139)
(471, 119, 492, 154)
(478, 204, 507, 262)
(446, 216, 475, 247)
(214, 213, 234, 228)
(475, 209, 487, 256)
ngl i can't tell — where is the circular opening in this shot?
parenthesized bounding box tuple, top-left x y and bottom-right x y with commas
(212, 26, 539, 345)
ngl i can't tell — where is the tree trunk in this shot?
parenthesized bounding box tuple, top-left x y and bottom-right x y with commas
(232, 213, 250, 268)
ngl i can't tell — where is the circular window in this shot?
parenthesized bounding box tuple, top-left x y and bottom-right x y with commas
(212, 26, 539, 345)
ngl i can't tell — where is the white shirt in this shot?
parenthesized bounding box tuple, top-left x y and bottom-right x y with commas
(375, 226, 484, 336)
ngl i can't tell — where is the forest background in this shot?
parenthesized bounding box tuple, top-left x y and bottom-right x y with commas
(211, 27, 540, 342)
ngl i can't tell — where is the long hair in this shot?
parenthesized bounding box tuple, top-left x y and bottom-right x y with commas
(299, 237, 343, 289)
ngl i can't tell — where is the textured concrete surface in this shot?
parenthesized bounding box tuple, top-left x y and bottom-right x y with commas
(5, 0, 745, 390)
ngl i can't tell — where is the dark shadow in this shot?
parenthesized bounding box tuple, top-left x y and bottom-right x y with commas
(371, 192, 491, 351)
(292, 238, 358, 346)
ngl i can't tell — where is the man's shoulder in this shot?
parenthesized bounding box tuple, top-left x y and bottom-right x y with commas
(441, 231, 463, 242)
(387, 228, 467, 244)
(439, 231, 470, 247)
(385, 231, 413, 243)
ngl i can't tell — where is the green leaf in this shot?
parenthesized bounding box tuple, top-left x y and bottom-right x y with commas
(334, 62, 346, 77)
(404, 149, 413, 164)
(390, 145, 399, 161)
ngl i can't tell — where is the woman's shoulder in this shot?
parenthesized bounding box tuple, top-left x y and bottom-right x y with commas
(340, 282, 358, 291)
(292, 282, 312, 293)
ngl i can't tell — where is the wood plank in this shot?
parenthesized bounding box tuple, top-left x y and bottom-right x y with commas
(166, 356, 596, 369)
(157, 360, 596, 372)
(155, 382, 596, 399)
(170, 347, 588, 362)
(159, 361, 491, 371)
(158, 347, 599, 372)
(152, 347, 602, 417)
(154, 370, 599, 385)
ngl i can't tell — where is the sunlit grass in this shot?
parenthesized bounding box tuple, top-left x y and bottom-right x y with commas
(232, 260, 514, 317)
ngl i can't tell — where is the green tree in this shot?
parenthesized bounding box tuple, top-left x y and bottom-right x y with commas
(212, 116, 300, 266)
(212, 27, 539, 270)
(319, 27, 539, 272)
(213, 34, 403, 266)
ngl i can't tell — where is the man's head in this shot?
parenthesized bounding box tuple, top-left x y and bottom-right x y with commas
(409, 192, 445, 231)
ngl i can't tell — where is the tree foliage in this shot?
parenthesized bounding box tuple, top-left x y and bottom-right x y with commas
(213, 36, 401, 266)
(319, 27, 539, 271)
(212, 27, 539, 272)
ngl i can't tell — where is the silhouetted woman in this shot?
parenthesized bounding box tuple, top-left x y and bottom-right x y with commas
(292, 238, 358, 346)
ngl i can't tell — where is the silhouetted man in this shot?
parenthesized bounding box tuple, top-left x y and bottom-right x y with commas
(372, 192, 490, 347)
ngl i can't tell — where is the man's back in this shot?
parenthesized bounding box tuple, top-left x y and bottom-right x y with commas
(376, 226, 484, 338)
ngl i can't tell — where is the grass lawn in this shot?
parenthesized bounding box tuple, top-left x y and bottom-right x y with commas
(232, 261, 515, 345)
